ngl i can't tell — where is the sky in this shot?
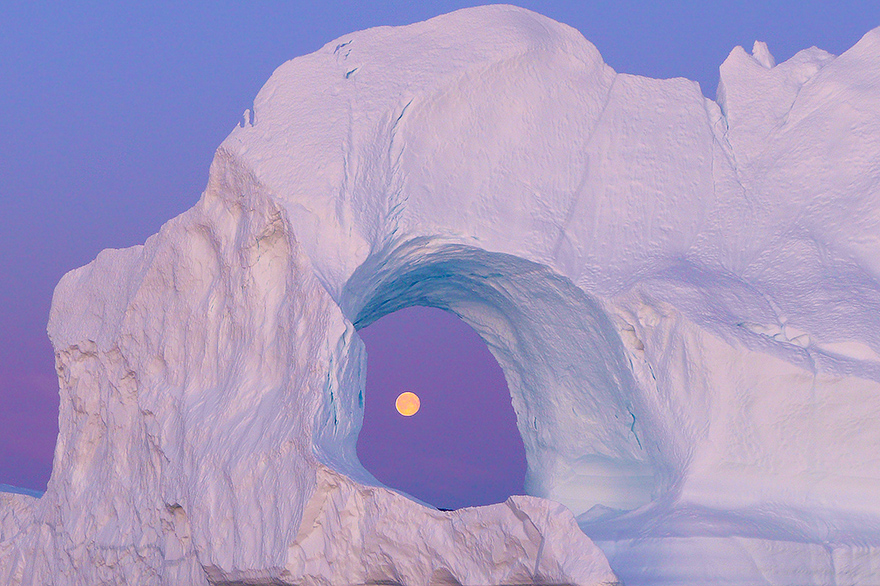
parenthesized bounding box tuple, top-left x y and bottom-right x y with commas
(2, 1, 879, 501)
(356, 306, 525, 510)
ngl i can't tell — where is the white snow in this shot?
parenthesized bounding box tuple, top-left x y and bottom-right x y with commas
(751, 40, 777, 68)
(3, 4, 880, 585)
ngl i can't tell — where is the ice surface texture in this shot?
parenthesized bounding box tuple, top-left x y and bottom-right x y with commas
(3, 5, 880, 585)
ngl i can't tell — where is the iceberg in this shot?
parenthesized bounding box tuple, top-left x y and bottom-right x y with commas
(2, 5, 880, 584)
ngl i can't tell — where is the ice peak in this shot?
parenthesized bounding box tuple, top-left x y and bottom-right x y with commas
(752, 40, 776, 68)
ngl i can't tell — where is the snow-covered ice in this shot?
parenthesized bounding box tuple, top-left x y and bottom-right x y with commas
(3, 5, 880, 585)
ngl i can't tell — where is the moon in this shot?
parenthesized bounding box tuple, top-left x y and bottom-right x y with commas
(395, 391, 420, 416)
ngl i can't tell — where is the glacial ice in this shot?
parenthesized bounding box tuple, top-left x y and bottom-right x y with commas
(2, 5, 880, 585)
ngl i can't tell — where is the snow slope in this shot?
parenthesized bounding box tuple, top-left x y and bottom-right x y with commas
(3, 5, 880, 585)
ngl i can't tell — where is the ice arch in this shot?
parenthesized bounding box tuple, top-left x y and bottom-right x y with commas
(3, 5, 880, 586)
(337, 239, 663, 514)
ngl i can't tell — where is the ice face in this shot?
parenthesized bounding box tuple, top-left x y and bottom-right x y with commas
(4, 5, 880, 585)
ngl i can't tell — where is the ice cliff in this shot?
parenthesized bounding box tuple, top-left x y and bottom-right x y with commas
(3, 5, 880, 585)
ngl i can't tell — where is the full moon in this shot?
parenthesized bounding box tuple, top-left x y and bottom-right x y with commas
(395, 391, 421, 416)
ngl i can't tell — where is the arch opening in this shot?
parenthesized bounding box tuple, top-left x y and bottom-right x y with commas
(319, 238, 666, 523)
(355, 305, 526, 511)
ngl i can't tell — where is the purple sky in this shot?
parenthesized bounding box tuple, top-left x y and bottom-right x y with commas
(357, 306, 525, 510)
(3, 2, 879, 504)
